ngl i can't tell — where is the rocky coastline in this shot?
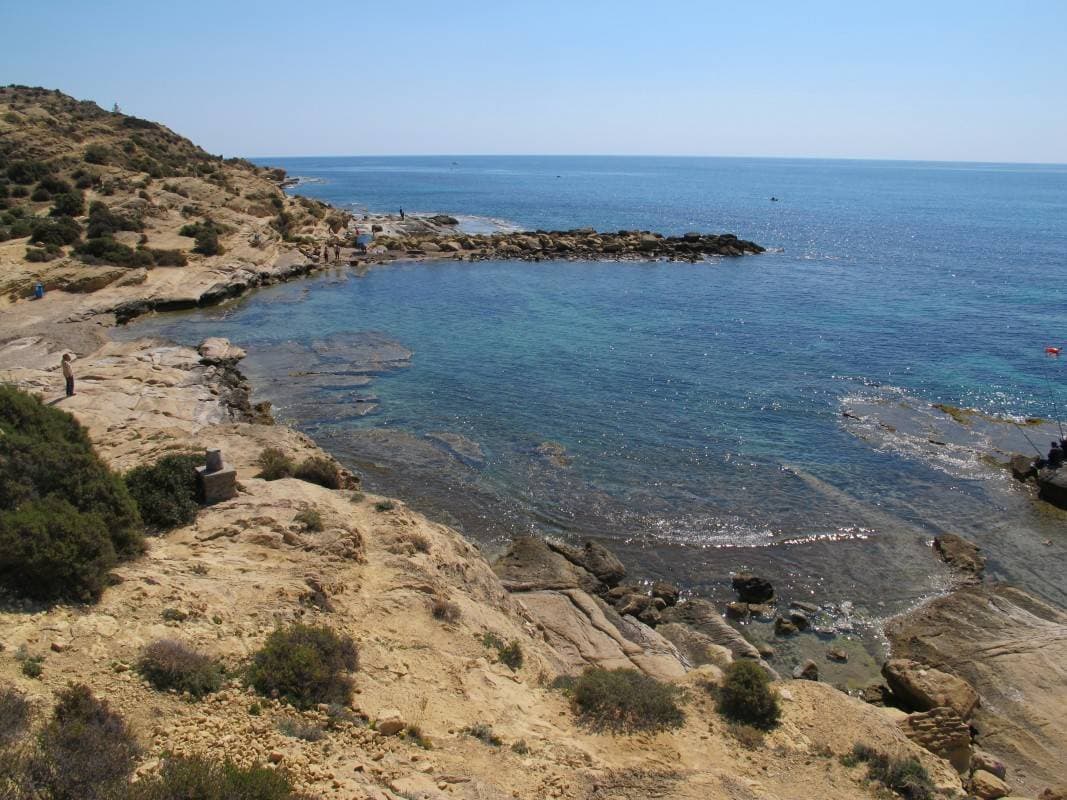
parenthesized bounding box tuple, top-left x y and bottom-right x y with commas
(2, 86, 1065, 800)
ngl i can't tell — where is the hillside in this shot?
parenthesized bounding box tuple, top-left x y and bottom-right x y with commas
(0, 84, 348, 303)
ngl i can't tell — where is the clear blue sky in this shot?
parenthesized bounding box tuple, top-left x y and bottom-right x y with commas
(2, 1, 1065, 162)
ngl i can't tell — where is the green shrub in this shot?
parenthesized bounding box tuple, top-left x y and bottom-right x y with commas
(31, 187, 52, 202)
(84, 145, 110, 165)
(86, 201, 141, 238)
(481, 633, 523, 671)
(50, 191, 85, 218)
(0, 387, 143, 603)
(25, 245, 60, 262)
(431, 596, 460, 623)
(0, 685, 31, 745)
(38, 176, 71, 195)
(123, 453, 203, 532)
(145, 248, 187, 266)
(374, 499, 395, 512)
(30, 684, 140, 800)
(294, 456, 341, 489)
(572, 668, 684, 732)
(30, 216, 82, 246)
(248, 623, 358, 709)
(844, 744, 934, 800)
(716, 660, 781, 731)
(74, 236, 153, 267)
(193, 226, 222, 256)
(121, 755, 309, 800)
(256, 447, 294, 480)
(294, 508, 324, 532)
(6, 160, 50, 185)
(137, 639, 223, 698)
(11, 186, 29, 198)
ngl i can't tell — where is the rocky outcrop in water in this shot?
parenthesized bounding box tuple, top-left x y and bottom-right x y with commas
(372, 228, 765, 262)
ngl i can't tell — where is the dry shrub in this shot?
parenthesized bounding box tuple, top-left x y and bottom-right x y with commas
(137, 639, 223, 698)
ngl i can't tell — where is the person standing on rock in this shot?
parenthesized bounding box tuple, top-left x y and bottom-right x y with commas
(399, 208, 405, 220)
(322, 242, 330, 263)
(333, 242, 341, 262)
(61, 353, 75, 397)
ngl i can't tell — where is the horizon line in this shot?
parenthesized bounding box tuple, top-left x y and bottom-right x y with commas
(242, 153, 1067, 168)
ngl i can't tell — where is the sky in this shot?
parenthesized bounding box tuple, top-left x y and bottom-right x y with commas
(1, 1, 1065, 163)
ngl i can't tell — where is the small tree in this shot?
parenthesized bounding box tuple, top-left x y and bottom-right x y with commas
(716, 660, 781, 730)
(124, 453, 203, 532)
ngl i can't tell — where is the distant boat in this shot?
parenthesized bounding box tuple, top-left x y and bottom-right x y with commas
(770, 196, 779, 202)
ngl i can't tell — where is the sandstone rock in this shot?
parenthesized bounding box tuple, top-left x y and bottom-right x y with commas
(1040, 789, 1067, 800)
(882, 658, 980, 719)
(898, 706, 972, 773)
(827, 647, 848, 662)
(376, 709, 405, 736)
(793, 659, 819, 681)
(972, 749, 1007, 780)
(732, 572, 774, 603)
(198, 337, 247, 366)
(661, 598, 765, 665)
(657, 623, 733, 669)
(934, 533, 986, 576)
(616, 593, 651, 617)
(493, 536, 598, 593)
(428, 215, 458, 226)
(747, 603, 774, 618)
(789, 611, 810, 630)
(790, 600, 819, 613)
(970, 769, 1011, 799)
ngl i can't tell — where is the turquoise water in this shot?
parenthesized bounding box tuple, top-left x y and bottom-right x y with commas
(125, 156, 1067, 626)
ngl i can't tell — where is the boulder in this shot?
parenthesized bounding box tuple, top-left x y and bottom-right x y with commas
(969, 769, 1011, 799)
(1037, 468, 1067, 510)
(789, 611, 810, 630)
(793, 659, 819, 681)
(789, 600, 819, 614)
(827, 647, 849, 663)
(428, 215, 459, 226)
(617, 593, 651, 617)
(972, 749, 1007, 780)
(376, 709, 406, 736)
(934, 533, 986, 576)
(1040, 790, 1067, 800)
(651, 581, 680, 606)
(898, 706, 972, 773)
(657, 622, 733, 669)
(732, 572, 774, 603)
(661, 598, 767, 666)
(197, 337, 246, 366)
(1010, 453, 1038, 482)
(774, 617, 798, 636)
(493, 536, 598, 593)
(882, 659, 980, 719)
(725, 601, 750, 620)
(547, 540, 626, 587)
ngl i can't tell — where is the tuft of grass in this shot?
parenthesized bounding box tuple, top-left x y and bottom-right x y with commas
(431, 596, 461, 624)
(403, 724, 432, 749)
(726, 722, 766, 749)
(374, 500, 396, 512)
(137, 639, 224, 699)
(161, 607, 188, 622)
(511, 739, 530, 755)
(572, 667, 684, 733)
(349, 491, 366, 504)
(277, 717, 325, 742)
(464, 722, 502, 747)
(294, 508, 324, 532)
(480, 632, 523, 671)
(715, 660, 781, 731)
(843, 744, 934, 800)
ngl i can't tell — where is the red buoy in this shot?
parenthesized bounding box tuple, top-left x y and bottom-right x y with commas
(1046, 347, 1061, 355)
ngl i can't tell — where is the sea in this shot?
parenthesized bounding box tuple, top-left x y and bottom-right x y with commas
(122, 156, 1067, 680)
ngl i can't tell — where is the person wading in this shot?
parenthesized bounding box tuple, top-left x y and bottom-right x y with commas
(61, 353, 75, 397)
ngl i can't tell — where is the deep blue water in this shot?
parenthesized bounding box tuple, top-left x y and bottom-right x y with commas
(126, 156, 1067, 633)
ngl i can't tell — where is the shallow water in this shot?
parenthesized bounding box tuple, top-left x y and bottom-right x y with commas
(122, 156, 1067, 672)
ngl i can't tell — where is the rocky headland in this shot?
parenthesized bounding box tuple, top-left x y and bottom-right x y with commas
(1, 86, 1065, 799)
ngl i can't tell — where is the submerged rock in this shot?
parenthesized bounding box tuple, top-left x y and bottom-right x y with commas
(933, 533, 985, 577)
(793, 659, 820, 681)
(731, 572, 774, 603)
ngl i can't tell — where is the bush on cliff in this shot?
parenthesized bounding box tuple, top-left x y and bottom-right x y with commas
(843, 744, 934, 800)
(716, 660, 781, 731)
(256, 447, 295, 480)
(0, 386, 143, 602)
(137, 639, 223, 698)
(30, 216, 82, 246)
(294, 456, 341, 489)
(74, 236, 154, 267)
(120, 755, 309, 800)
(248, 623, 358, 709)
(571, 667, 684, 732)
(0, 685, 31, 746)
(25, 684, 140, 800)
(86, 201, 142, 238)
(123, 453, 203, 532)
(49, 191, 85, 218)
